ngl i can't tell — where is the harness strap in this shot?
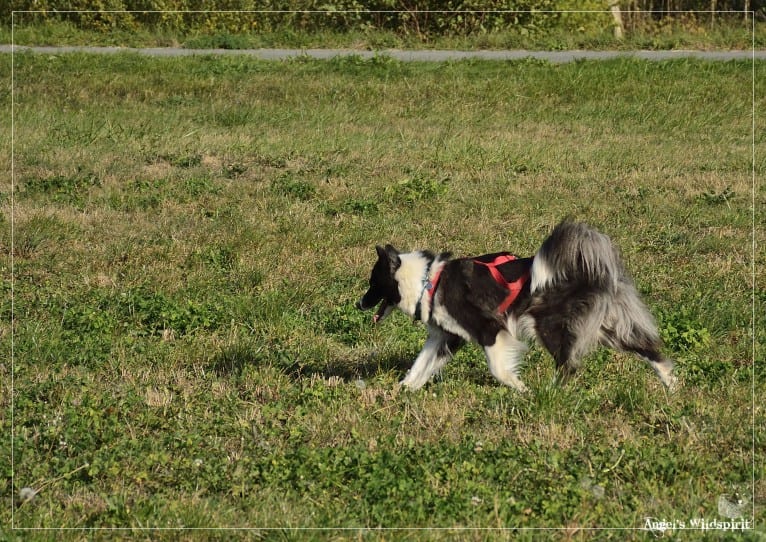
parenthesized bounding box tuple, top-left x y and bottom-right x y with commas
(416, 254, 528, 321)
(427, 269, 443, 300)
(474, 254, 529, 313)
(415, 266, 443, 323)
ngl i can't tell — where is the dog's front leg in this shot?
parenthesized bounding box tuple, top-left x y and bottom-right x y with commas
(400, 326, 450, 390)
(484, 330, 529, 392)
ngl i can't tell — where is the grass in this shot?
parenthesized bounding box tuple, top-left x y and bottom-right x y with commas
(2, 18, 765, 50)
(0, 50, 763, 540)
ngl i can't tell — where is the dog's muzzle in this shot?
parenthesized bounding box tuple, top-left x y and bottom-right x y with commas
(356, 296, 391, 324)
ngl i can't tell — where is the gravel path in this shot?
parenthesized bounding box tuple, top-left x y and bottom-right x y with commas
(1, 44, 764, 62)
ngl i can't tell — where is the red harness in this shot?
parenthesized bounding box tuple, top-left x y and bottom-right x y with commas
(424, 253, 529, 316)
(473, 253, 529, 313)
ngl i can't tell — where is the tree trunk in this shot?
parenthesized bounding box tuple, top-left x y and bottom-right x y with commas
(610, 0, 625, 39)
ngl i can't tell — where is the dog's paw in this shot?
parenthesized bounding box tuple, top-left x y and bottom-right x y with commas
(663, 374, 679, 393)
(399, 376, 427, 391)
(653, 359, 677, 392)
(511, 381, 529, 393)
(497, 375, 528, 393)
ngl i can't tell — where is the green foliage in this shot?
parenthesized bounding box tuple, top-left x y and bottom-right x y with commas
(5, 0, 762, 52)
(321, 198, 379, 217)
(9, 0, 753, 46)
(271, 172, 317, 201)
(657, 307, 739, 387)
(6, 0, 611, 35)
(385, 173, 449, 206)
(59, 302, 117, 365)
(324, 53, 409, 78)
(317, 304, 369, 346)
(117, 287, 227, 336)
(52, 285, 231, 345)
(659, 307, 712, 353)
(167, 153, 201, 168)
(190, 244, 238, 272)
(22, 171, 100, 207)
(107, 178, 164, 211)
(210, 105, 256, 128)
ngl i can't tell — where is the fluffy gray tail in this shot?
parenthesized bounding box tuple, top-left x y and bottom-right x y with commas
(529, 220, 677, 390)
(530, 220, 623, 293)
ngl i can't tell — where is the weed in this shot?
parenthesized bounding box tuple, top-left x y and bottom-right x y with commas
(22, 171, 100, 207)
(658, 307, 712, 353)
(182, 176, 219, 198)
(167, 153, 202, 168)
(321, 198, 379, 217)
(656, 307, 740, 387)
(698, 186, 735, 205)
(117, 287, 225, 336)
(107, 178, 165, 211)
(317, 304, 369, 347)
(189, 244, 238, 272)
(384, 173, 449, 206)
(270, 172, 317, 201)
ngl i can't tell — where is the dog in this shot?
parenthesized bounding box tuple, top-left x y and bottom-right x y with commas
(356, 220, 677, 392)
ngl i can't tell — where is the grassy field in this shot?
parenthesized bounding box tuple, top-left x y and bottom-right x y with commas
(2, 18, 765, 51)
(1, 50, 763, 540)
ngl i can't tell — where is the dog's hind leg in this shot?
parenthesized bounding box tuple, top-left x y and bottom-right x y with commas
(400, 326, 463, 390)
(531, 316, 578, 384)
(532, 294, 608, 385)
(620, 339, 678, 391)
(602, 283, 678, 391)
(484, 330, 529, 392)
(600, 315, 678, 391)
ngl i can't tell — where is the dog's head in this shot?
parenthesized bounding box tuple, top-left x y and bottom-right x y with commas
(356, 244, 401, 324)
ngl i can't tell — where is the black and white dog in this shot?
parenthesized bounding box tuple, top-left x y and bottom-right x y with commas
(357, 220, 677, 392)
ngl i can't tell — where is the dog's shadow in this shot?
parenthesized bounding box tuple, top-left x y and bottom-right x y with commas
(309, 352, 414, 382)
(210, 341, 415, 383)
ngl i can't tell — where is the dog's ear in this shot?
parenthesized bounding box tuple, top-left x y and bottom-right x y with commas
(376, 244, 401, 271)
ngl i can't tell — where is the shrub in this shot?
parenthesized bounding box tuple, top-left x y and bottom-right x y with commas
(6, 0, 612, 36)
